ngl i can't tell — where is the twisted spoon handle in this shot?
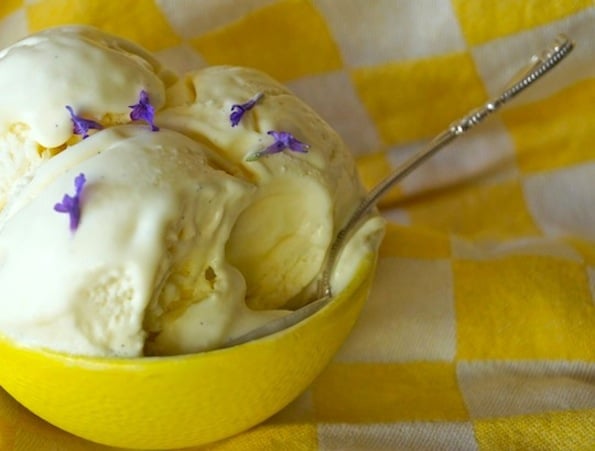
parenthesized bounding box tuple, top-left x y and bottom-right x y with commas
(319, 34, 575, 298)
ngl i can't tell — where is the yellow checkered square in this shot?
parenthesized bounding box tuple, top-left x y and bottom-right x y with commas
(190, 0, 343, 82)
(356, 152, 403, 206)
(454, 255, 595, 360)
(11, 405, 90, 451)
(474, 410, 595, 450)
(26, 0, 181, 51)
(312, 362, 469, 422)
(566, 237, 595, 266)
(0, 422, 15, 450)
(452, 0, 593, 46)
(379, 223, 451, 260)
(0, 0, 22, 20)
(352, 52, 487, 146)
(202, 424, 318, 450)
(406, 179, 540, 238)
(502, 79, 595, 174)
(0, 390, 17, 450)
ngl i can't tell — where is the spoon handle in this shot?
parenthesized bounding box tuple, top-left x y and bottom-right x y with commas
(224, 35, 575, 348)
(363, 35, 573, 216)
(319, 34, 575, 298)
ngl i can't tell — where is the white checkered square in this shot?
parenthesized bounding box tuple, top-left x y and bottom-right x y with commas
(471, 8, 595, 107)
(156, 0, 277, 39)
(522, 163, 595, 241)
(154, 43, 207, 75)
(286, 71, 382, 155)
(335, 257, 456, 362)
(315, 0, 466, 67)
(383, 209, 411, 226)
(0, 8, 26, 48)
(317, 422, 478, 450)
(457, 361, 595, 418)
(387, 119, 517, 195)
(451, 236, 583, 262)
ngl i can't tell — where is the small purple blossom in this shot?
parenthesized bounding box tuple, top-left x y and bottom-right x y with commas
(54, 173, 86, 232)
(129, 90, 159, 131)
(230, 92, 263, 127)
(246, 130, 310, 161)
(65, 106, 103, 139)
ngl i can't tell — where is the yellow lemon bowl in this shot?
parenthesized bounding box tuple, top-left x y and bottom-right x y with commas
(0, 254, 377, 450)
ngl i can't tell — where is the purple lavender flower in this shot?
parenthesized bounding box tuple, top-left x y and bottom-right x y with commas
(65, 106, 103, 139)
(230, 92, 263, 127)
(246, 130, 310, 161)
(54, 173, 86, 232)
(129, 90, 159, 131)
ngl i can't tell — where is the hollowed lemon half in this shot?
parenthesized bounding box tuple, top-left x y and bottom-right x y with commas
(0, 254, 377, 449)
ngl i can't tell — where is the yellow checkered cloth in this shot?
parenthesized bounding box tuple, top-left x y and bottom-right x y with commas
(1, 1, 594, 449)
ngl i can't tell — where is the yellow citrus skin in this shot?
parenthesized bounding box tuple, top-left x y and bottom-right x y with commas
(0, 255, 376, 449)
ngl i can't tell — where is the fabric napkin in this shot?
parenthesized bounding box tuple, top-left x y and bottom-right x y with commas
(0, 1, 593, 449)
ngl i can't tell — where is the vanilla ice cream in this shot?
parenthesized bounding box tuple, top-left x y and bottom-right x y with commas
(0, 126, 289, 356)
(0, 25, 174, 211)
(0, 26, 384, 357)
(157, 66, 369, 310)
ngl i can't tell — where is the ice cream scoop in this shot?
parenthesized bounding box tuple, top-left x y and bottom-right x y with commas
(0, 126, 291, 357)
(156, 65, 368, 311)
(0, 25, 173, 211)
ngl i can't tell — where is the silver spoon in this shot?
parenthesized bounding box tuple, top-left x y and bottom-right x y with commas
(224, 34, 575, 348)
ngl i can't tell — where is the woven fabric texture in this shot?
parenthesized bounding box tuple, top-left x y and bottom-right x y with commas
(0, 1, 594, 449)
